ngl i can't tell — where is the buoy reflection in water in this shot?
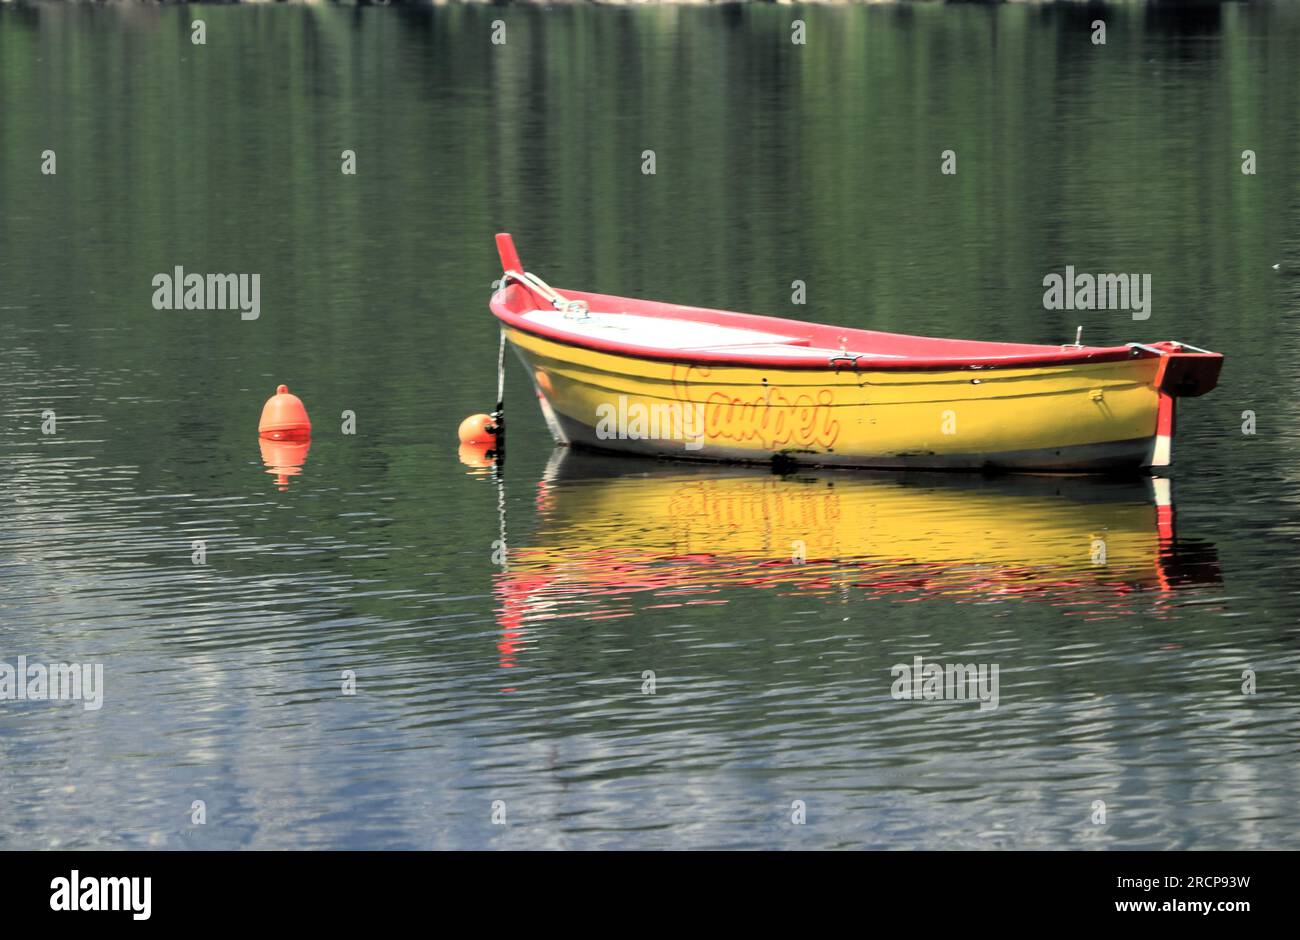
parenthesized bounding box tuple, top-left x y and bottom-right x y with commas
(259, 437, 311, 491)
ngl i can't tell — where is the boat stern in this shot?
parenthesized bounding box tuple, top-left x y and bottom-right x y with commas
(1134, 341, 1224, 468)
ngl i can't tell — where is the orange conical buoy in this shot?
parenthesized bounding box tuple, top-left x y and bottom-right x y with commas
(259, 384, 311, 441)
(458, 413, 497, 445)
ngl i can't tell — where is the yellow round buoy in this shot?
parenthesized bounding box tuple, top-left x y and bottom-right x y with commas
(458, 413, 497, 444)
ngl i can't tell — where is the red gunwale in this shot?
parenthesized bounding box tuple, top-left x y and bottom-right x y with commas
(488, 234, 1222, 385)
(492, 283, 1150, 372)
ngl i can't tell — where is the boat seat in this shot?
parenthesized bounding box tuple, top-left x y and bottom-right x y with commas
(685, 343, 842, 358)
(520, 309, 812, 351)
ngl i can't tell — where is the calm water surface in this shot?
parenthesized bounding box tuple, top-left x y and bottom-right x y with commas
(2, 3, 1299, 849)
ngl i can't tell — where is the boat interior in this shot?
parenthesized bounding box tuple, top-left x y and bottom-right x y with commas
(518, 307, 890, 360)
(501, 283, 1125, 366)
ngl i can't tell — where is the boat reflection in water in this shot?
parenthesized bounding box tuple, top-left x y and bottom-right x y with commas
(494, 451, 1220, 643)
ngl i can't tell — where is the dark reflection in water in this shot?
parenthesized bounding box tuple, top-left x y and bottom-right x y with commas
(1, 3, 1299, 849)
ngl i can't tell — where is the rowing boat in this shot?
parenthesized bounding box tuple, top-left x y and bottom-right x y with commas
(488, 234, 1222, 472)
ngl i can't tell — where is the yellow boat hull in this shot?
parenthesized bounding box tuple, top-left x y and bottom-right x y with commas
(506, 328, 1165, 471)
